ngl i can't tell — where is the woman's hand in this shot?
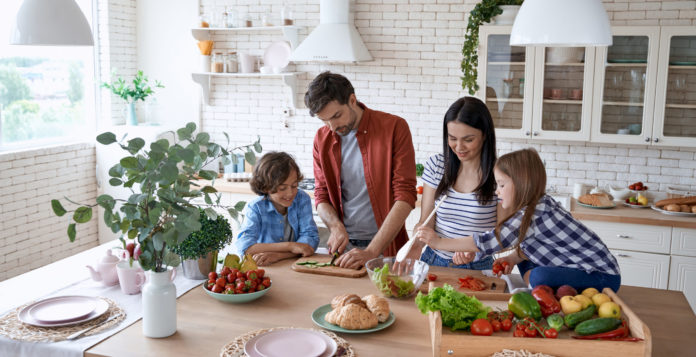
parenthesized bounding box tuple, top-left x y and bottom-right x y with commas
(416, 226, 441, 249)
(452, 252, 475, 265)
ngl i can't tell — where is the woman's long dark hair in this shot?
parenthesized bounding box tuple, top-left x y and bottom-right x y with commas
(435, 97, 497, 205)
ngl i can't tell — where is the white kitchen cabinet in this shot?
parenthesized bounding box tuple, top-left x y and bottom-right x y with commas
(671, 227, 696, 257)
(611, 248, 670, 289)
(478, 26, 595, 141)
(668, 255, 696, 312)
(590, 27, 661, 145)
(582, 220, 672, 254)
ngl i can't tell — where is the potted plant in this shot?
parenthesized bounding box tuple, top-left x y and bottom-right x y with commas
(170, 208, 233, 280)
(102, 70, 164, 125)
(461, 0, 523, 95)
(51, 122, 261, 338)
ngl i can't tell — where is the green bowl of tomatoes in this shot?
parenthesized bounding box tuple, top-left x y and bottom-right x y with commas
(203, 268, 272, 303)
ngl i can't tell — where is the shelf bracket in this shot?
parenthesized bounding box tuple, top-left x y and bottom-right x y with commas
(282, 74, 298, 109)
(191, 73, 210, 105)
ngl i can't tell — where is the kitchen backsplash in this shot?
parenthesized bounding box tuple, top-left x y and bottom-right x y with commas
(198, 0, 696, 195)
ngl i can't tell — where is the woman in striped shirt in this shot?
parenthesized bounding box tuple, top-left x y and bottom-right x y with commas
(403, 97, 500, 269)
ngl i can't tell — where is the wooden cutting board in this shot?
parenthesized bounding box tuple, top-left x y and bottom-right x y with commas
(418, 265, 506, 294)
(291, 254, 367, 278)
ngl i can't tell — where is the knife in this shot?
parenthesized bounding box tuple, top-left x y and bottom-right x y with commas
(66, 314, 119, 340)
(329, 252, 339, 266)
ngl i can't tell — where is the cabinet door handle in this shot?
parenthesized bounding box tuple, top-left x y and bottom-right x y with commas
(653, 137, 659, 143)
(525, 131, 531, 136)
(616, 234, 631, 239)
(644, 137, 650, 142)
(617, 253, 630, 258)
(533, 131, 539, 136)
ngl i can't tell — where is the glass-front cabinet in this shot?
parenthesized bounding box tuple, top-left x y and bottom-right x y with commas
(477, 26, 535, 139)
(653, 26, 696, 147)
(591, 27, 660, 145)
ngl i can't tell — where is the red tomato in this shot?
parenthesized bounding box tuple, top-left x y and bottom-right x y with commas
(502, 261, 510, 269)
(215, 277, 226, 287)
(221, 267, 231, 276)
(513, 329, 525, 337)
(524, 326, 538, 337)
(417, 186, 424, 195)
(208, 272, 217, 281)
(256, 269, 265, 279)
(491, 320, 502, 332)
(544, 328, 558, 339)
(492, 262, 502, 275)
(211, 284, 224, 293)
(427, 273, 438, 281)
(471, 318, 493, 336)
(501, 318, 512, 331)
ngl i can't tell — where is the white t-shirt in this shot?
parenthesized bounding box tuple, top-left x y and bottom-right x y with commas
(421, 154, 497, 260)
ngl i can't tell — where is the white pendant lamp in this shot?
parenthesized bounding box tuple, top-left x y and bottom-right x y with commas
(10, 0, 94, 46)
(510, 0, 612, 47)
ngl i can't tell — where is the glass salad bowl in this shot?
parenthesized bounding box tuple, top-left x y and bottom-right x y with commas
(365, 257, 429, 299)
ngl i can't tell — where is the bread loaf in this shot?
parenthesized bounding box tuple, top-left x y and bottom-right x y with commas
(324, 303, 378, 330)
(655, 196, 696, 208)
(578, 193, 613, 207)
(362, 294, 390, 323)
(331, 294, 366, 309)
(665, 204, 681, 212)
(691, 206, 696, 214)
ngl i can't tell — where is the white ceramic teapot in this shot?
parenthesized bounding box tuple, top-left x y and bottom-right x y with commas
(86, 249, 120, 286)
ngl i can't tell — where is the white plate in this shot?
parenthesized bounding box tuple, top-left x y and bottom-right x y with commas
(254, 329, 325, 357)
(244, 329, 336, 357)
(263, 41, 292, 70)
(651, 205, 696, 217)
(622, 202, 651, 209)
(28, 296, 97, 324)
(18, 296, 109, 327)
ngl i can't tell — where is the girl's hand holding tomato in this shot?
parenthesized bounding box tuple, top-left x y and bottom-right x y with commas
(416, 226, 442, 248)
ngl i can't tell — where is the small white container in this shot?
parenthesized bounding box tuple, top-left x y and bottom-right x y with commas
(199, 55, 211, 73)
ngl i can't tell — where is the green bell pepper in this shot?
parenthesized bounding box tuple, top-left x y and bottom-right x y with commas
(546, 313, 564, 331)
(508, 292, 542, 321)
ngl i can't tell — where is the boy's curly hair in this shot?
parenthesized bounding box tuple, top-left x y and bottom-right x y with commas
(249, 151, 303, 195)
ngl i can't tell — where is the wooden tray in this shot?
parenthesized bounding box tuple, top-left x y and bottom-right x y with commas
(418, 266, 507, 295)
(291, 255, 366, 278)
(427, 285, 651, 357)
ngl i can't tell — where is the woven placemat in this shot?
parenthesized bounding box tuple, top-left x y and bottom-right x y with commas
(220, 327, 355, 357)
(0, 297, 126, 342)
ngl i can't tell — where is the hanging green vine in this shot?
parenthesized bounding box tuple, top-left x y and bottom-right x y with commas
(461, 0, 523, 95)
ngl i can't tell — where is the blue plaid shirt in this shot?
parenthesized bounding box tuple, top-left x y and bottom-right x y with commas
(235, 190, 319, 256)
(474, 195, 620, 276)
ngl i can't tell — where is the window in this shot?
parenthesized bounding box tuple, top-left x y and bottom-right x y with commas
(0, 0, 96, 149)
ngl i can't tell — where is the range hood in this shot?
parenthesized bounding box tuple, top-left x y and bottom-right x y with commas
(289, 0, 372, 63)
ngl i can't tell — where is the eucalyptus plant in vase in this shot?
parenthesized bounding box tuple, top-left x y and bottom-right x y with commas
(461, 0, 523, 94)
(170, 208, 233, 280)
(51, 122, 261, 338)
(102, 70, 164, 125)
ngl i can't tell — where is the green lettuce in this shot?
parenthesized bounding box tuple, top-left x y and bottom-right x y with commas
(415, 284, 490, 331)
(371, 263, 416, 298)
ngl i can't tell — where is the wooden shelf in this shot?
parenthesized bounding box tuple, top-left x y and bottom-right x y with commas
(488, 61, 525, 66)
(542, 99, 582, 104)
(606, 62, 648, 67)
(603, 101, 645, 107)
(191, 72, 301, 107)
(545, 62, 585, 67)
(486, 98, 523, 103)
(665, 103, 696, 109)
(191, 26, 299, 48)
(669, 65, 696, 70)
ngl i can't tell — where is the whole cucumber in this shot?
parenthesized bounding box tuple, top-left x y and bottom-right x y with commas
(564, 305, 596, 328)
(575, 317, 623, 336)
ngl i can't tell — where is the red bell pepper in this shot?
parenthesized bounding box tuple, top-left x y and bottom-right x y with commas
(571, 320, 635, 340)
(531, 286, 561, 317)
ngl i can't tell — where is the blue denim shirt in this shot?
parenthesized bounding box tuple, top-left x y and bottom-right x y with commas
(235, 190, 319, 256)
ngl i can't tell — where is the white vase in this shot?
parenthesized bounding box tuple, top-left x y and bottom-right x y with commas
(492, 5, 520, 25)
(142, 267, 177, 338)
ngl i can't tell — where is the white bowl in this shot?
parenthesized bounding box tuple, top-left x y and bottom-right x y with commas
(606, 185, 631, 200)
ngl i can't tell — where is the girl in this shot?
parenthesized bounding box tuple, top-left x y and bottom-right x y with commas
(236, 152, 319, 266)
(417, 148, 621, 292)
(404, 96, 501, 270)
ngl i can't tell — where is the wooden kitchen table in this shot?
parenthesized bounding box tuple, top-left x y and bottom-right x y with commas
(85, 259, 696, 357)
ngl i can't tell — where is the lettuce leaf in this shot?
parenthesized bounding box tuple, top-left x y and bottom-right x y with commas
(415, 284, 490, 331)
(371, 263, 415, 298)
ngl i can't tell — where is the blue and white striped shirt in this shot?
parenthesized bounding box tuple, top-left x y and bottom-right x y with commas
(422, 154, 497, 260)
(474, 195, 621, 276)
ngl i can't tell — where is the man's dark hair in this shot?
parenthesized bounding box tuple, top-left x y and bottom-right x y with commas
(249, 151, 304, 195)
(304, 71, 355, 117)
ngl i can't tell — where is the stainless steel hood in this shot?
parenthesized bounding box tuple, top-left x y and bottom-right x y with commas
(289, 0, 372, 63)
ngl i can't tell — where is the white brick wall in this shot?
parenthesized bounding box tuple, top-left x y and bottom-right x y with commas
(198, 0, 696, 195)
(0, 143, 99, 281)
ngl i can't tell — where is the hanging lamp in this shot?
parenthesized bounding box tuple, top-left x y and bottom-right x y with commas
(10, 0, 94, 46)
(510, 0, 612, 47)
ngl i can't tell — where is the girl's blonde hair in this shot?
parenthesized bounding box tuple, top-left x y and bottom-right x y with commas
(494, 148, 546, 256)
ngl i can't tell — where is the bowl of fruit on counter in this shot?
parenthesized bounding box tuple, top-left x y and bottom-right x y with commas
(203, 254, 272, 303)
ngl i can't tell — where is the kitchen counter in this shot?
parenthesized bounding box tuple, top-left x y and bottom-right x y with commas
(84, 259, 696, 357)
(570, 199, 696, 229)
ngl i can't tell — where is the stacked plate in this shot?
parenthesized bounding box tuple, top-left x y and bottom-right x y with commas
(244, 329, 337, 357)
(18, 296, 109, 327)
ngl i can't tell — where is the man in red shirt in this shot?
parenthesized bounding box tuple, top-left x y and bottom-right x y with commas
(305, 72, 417, 269)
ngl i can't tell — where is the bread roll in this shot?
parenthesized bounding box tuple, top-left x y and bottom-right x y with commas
(681, 205, 691, 213)
(692, 206, 696, 214)
(655, 196, 696, 208)
(578, 193, 612, 207)
(362, 294, 390, 323)
(331, 294, 366, 309)
(665, 204, 681, 212)
(325, 304, 378, 330)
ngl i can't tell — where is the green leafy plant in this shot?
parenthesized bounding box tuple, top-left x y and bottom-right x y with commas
(416, 163, 424, 177)
(51, 122, 262, 272)
(102, 70, 164, 102)
(170, 208, 233, 260)
(462, 0, 523, 94)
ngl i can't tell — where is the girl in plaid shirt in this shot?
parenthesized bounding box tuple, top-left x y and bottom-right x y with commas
(418, 148, 621, 292)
